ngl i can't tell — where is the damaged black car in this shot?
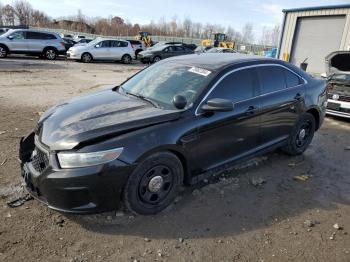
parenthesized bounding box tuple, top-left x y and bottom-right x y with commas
(19, 54, 327, 215)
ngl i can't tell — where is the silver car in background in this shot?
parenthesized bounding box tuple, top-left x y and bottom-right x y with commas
(67, 37, 134, 64)
(325, 51, 350, 119)
(0, 29, 66, 60)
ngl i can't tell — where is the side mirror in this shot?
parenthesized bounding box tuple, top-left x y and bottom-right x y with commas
(201, 98, 233, 112)
(7, 35, 13, 40)
(173, 94, 187, 109)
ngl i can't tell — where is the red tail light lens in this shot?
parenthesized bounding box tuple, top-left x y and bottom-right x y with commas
(60, 41, 65, 47)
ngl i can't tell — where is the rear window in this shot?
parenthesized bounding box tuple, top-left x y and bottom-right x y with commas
(27, 32, 56, 40)
(257, 66, 286, 94)
(284, 69, 301, 87)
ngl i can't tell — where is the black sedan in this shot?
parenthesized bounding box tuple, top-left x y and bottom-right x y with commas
(19, 54, 327, 215)
(138, 44, 194, 63)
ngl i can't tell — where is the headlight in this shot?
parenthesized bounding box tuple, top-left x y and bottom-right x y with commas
(57, 148, 123, 168)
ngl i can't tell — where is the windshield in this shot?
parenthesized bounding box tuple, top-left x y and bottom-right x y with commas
(120, 62, 214, 109)
(206, 48, 221, 53)
(86, 38, 102, 46)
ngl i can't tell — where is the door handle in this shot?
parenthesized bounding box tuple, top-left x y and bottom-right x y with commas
(245, 106, 257, 115)
(294, 93, 302, 101)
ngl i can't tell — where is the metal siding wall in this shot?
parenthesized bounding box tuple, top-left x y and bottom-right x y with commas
(279, 8, 350, 60)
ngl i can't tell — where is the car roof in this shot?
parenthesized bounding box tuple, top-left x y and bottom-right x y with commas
(8, 29, 60, 36)
(165, 53, 278, 71)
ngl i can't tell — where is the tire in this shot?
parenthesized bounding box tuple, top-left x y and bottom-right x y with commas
(43, 48, 57, 60)
(124, 152, 184, 215)
(0, 45, 8, 58)
(121, 54, 132, 64)
(282, 113, 316, 156)
(81, 53, 92, 63)
(153, 56, 161, 63)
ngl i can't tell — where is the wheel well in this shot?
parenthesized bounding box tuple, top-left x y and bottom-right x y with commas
(168, 149, 190, 185)
(43, 46, 58, 52)
(0, 44, 9, 52)
(122, 54, 132, 58)
(306, 108, 320, 131)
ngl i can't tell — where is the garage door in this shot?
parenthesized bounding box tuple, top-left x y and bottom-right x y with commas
(290, 15, 346, 74)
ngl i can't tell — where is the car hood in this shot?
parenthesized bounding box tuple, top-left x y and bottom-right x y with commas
(325, 51, 350, 76)
(37, 88, 180, 151)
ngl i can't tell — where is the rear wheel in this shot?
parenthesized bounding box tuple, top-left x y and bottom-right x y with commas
(81, 53, 92, 63)
(121, 54, 132, 64)
(0, 45, 8, 58)
(282, 113, 315, 155)
(123, 152, 184, 215)
(44, 48, 57, 60)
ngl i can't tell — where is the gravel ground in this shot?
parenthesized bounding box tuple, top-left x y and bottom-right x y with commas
(0, 57, 350, 262)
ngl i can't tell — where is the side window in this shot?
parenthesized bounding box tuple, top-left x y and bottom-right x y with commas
(257, 66, 286, 94)
(209, 69, 256, 102)
(101, 41, 111, 48)
(111, 41, 120, 47)
(175, 46, 184, 51)
(44, 33, 56, 40)
(284, 69, 302, 87)
(120, 41, 128, 47)
(10, 31, 25, 39)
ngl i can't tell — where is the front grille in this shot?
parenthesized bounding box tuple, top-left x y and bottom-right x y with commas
(31, 147, 49, 174)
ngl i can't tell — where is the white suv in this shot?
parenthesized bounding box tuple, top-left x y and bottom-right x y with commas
(67, 37, 134, 64)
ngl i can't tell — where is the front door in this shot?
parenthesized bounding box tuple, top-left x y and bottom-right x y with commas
(193, 68, 262, 172)
(7, 31, 27, 52)
(93, 40, 111, 59)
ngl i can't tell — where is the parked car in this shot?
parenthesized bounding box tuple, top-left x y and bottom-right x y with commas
(194, 46, 213, 53)
(149, 41, 197, 51)
(0, 29, 66, 60)
(127, 39, 146, 58)
(66, 37, 133, 63)
(325, 51, 350, 119)
(62, 38, 76, 51)
(74, 35, 86, 40)
(60, 33, 74, 40)
(74, 38, 93, 46)
(19, 54, 327, 215)
(138, 44, 194, 63)
(0, 28, 10, 35)
(206, 47, 236, 53)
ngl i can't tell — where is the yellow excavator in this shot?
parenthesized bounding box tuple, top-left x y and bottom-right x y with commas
(202, 33, 235, 49)
(136, 31, 152, 47)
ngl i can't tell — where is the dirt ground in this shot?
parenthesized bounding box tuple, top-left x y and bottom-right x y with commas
(1, 57, 350, 262)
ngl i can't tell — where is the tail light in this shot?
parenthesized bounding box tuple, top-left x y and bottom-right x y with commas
(60, 41, 65, 47)
(131, 44, 136, 50)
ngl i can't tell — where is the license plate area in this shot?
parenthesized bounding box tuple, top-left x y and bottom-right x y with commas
(327, 102, 341, 111)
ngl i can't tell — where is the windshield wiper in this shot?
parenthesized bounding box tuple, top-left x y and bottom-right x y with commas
(123, 89, 160, 108)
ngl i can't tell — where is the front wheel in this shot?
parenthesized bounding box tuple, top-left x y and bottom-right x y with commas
(282, 113, 316, 155)
(81, 53, 93, 63)
(153, 56, 161, 63)
(0, 46, 8, 58)
(123, 152, 184, 215)
(44, 48, 57, 60)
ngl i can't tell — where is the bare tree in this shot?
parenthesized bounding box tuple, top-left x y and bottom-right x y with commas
(170, 15, 177, 36)
(241, 23, 254, 44)
(2, 4, 15, 26)
(183, 17, 192, 37)
(13, 0, 33, 25)
(259, 24, 280, 46)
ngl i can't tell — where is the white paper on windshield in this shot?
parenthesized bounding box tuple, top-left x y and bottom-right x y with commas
(188, 67, 211, 77)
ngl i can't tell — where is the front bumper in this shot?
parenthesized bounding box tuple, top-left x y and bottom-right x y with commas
(326, 99, 350, 119)
(66, 51, 81, 59)
(19, 133, 135, 214)
(138, 55, 153, 62)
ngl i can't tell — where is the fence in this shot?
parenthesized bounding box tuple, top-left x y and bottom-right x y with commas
(29, 26, 276, 54)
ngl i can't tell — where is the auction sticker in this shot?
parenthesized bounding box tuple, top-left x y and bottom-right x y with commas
(188, 67, 212, 77)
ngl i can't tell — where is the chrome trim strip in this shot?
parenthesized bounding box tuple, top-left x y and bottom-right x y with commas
(195, 63, 307, 116)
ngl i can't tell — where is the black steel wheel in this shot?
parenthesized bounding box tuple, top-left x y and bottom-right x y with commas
(124, 152, 183, 215)
(282, 113, 315, 155)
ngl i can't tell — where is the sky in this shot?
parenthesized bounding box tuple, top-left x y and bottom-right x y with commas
(1, 0, 349, 31)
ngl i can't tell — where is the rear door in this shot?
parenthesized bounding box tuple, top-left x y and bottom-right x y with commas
(7, 31, 27, 51)
(193, 68, 262, 171)
(162, 46, 176, 58)
(257, 65, 306, 145)
(26, 31, 48, 52)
